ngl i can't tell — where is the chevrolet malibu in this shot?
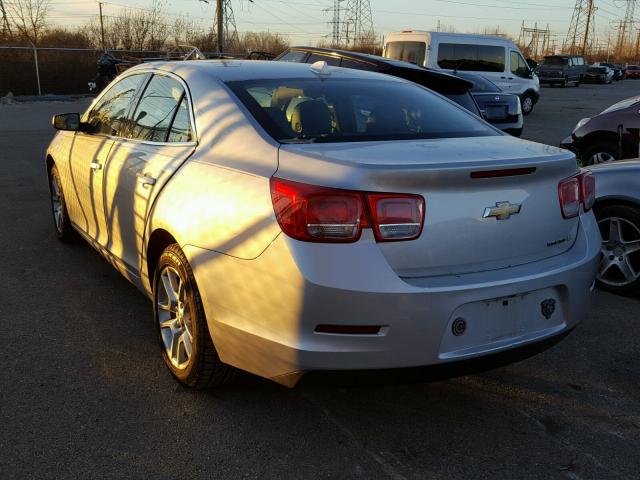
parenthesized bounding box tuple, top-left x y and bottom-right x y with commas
(46, 60, 601, 388)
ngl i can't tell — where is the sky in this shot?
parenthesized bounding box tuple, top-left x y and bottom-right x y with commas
(45, 0, 633, 48)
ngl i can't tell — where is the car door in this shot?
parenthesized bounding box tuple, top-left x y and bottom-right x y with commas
(65, 73, 147, 245)
(508, 50, 531, 95)
(101, 72, 196, 277)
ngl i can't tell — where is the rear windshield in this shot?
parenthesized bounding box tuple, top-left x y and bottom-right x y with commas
(543, 57, 568, 65)
(227, 77, 497, 143)
(456, 73, 501, 93)
(384, 41, 426, 66)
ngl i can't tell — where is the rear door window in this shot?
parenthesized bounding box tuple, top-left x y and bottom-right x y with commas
(384, 41, 426, 65)
(277, 50, 307, 63)
(128, 74, 187, 143)
(438, 43, 505, 72)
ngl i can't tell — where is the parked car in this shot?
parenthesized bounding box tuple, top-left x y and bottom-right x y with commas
(455, 72, 523, 137)
(537, 55, 588, 87)
(382, 30, 540, 114)
(625, 65, 640, 79)
(275, 46, 521, 136)
(595, 62, 624, 81)
(275, 47, 481, 117)
(590, 160, 640, 294)
(47, 61, 600, 389)
(560, 96, 640, 165)
(583, 66, 614, 84)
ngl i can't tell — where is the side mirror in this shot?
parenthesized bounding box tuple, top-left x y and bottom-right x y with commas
(52, 113, 80, 131)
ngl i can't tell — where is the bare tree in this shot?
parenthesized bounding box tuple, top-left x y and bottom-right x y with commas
(6, 0, 49, 44)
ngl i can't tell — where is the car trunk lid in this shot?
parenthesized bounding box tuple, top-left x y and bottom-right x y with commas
(277, 136, 581, 277)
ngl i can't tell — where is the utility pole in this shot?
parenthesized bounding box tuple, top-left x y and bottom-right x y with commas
(216, 0, 223, 53)
(98, 2, 105, 51)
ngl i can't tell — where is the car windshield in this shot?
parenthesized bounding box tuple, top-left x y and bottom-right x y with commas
(456, 73, 501, 93)
(588, 67, 606, 73)
(601, 96, 640, 114)
(543, 57, 568, 65)
(227, 77, 497, 143)
(628, 65, 640, 70)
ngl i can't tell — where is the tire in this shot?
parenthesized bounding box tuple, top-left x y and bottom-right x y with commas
(153, 244, 235, 389)
(49, 164, 77, 242)
(562, 77, 569, 88)
(575, 80, 580, 87)
(520, 93, 534, 115)
(594, 204, 640, 296)
(581, 141, 619, 166)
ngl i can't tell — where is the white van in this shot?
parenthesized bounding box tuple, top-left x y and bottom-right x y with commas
(383, 31, 540, 114)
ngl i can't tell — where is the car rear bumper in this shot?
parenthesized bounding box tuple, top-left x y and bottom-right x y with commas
(185, 212, 600, 387)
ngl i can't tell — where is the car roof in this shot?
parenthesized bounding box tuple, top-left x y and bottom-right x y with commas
(126, 59, 405, 83)
(281, 46, 473, 93)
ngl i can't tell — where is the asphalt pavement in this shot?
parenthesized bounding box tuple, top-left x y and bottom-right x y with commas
(1, 83, 640, 480)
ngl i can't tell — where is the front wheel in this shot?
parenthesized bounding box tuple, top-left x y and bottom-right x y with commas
(520, 93, 535, 115)
(153, 244, 235, 389)
(49, 165, 77, 242)
(595, 205, 640, 295)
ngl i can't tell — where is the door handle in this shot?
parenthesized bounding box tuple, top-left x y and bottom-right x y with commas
(136, 172, 156, 187)
(90, 162, 102, 170)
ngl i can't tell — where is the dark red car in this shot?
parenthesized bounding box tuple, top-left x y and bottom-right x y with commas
(626, 65, 640, 79)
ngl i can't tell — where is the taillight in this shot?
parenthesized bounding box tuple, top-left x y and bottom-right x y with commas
(580, 169, 595, 211)
(270, 178, 424, 243)
(367, 194, 424, 241)
(558, 170, 595, 219)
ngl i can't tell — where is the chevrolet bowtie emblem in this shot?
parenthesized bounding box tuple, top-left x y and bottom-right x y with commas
(483, 201, 522, 220)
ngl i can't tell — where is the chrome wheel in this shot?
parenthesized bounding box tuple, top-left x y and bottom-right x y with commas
(51, 175, 63, 232)
(157, 266, 193, 370)
(589, 152, 616, 164)
(598, 216, 640, 287)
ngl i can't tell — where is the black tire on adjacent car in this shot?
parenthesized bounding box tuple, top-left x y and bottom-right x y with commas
(153, 244, 235, 389)
(581, 141, 619, 166)
(49, 164, 77, 242)
(594, 204, 640, 296)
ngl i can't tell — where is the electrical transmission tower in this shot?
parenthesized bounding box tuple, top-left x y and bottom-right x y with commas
(518, 22, 550, 59)
(0, 0, 12, 36)
(564, 0, 596, 55)
(340, 0, 374, 50)
(202, 0, 238, 53)
(327, 0, 344, 45)
(615, 0, 637, 58)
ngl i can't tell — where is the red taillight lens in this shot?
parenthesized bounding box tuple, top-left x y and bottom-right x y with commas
(580, 169, 595, 211)
(558, 171, 596, 219)
(270, 178, 425, 243)
(558, 176, 580, 219)
(270, 178, 365, 242)
(367, 194, 425, 241)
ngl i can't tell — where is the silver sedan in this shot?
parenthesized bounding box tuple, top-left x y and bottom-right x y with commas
(590, 160, 640, 294)
(46, 60, 601, 388)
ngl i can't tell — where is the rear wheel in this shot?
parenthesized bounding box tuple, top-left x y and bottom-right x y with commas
(153, 244, 235, 389)
(595, 205, 640, 295)
(49, 165, 76, 242)
(581, 141, 618, 166)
